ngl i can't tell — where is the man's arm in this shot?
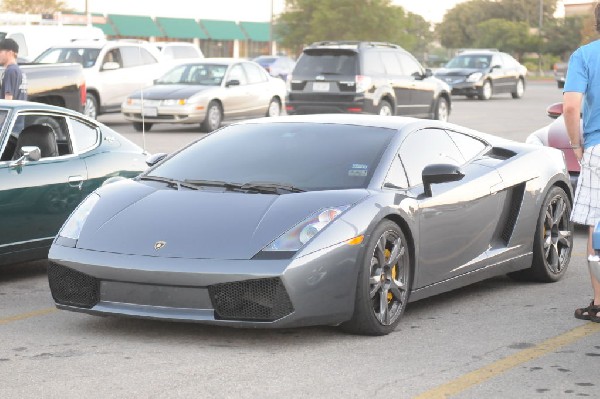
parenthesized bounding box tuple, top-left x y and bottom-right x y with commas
(563, 91, 584, 160)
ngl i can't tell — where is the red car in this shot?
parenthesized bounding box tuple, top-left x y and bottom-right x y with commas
(526, 102, 582, 190)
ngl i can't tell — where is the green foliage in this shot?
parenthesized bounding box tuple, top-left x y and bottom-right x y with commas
(0, 0, 70, 13)
(542, 16, 583, 59)
(275, 0, 432, 54)
(473, 19, 538, 59)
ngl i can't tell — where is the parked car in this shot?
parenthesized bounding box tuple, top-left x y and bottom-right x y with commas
(434, 49, 527, 100)
(34, 40, 167, 119)
(285, 41, 451, 121)
(48, 114, 572, 336)
(153, 41, 204, 60)
(10, 62, 85, 113)
(0, 100, 148, 266)
(252, 55, 295, 80)
(121, 59, 286, 132)
(554, 62, 568, 89)
(526, 102, 581, 190)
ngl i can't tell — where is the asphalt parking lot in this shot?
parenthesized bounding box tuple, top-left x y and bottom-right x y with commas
(2, 81, 600, 398)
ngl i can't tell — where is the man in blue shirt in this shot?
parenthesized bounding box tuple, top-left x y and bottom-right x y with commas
(0, 38, 27, 101)
(564, 3, 600, 323)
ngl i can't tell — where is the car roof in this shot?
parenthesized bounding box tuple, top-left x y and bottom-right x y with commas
(0, 99, 92, 119)
(45, 40, 154, 50)
(173, 58, 251, 66)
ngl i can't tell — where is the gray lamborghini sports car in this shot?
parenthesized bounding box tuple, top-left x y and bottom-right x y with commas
(48, 115, 573, 335)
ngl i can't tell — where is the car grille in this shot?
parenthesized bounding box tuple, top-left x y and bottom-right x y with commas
(47, 262, 100, 309)
(208, 278, 294, 322)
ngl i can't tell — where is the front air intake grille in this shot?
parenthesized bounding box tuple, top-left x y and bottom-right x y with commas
(47, 262, 100, 309)
(208, 278, 294, 322)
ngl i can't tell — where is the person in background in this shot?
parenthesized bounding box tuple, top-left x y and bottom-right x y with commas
(564, 3, 600, 323)
(0, 38, 27, 101)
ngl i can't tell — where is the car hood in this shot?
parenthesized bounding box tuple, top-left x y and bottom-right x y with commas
(129, 84, 216, 100)
(435, 68, 481, 77)
(77, 181, 369, 260)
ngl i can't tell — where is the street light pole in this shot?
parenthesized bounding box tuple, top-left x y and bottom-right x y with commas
(269, 0, 274, 55)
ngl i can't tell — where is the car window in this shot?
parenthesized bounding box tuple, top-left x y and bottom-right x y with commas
(383, 154, 408, 189)
(120, 46, 157, 68)
(491, 54, 502, 68)
(380, 51, 403, 75)
(102, 48, 123, 68)
(397, 53, 422, 77)
(399, 128, 465, 186)
(227, 64, 248, 85)
(294, 51, 358, 76)
(500, 53, 519, 68)
(243, 62, 267, 84)
(446, 130, 487, 162)
(363, 50, 386, 75)
(35, 48, 100, 68)
(70, 118, 99, 153)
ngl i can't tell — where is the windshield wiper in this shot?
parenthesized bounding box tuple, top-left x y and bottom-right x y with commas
(240, 181, 305, 194)
(183, 179, 245, 190)
(139, 175, 199, 190)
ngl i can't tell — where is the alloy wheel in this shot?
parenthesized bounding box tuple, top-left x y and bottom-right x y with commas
(542, 194, 572, 274)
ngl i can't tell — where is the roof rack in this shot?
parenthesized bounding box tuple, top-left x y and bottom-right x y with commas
(307, 41, 402, 50)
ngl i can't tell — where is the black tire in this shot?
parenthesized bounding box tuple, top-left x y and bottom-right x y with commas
(509, 186, 573, 282)
(266, 97, 281, 117)
(341, 220, 411, 336)
(434, 96, 449, 121)
(511, 78, 525, 99)
(201, 101, 222, 132)
(377, 100, 393, 116)
(478, 80, 492, 100)
(85, 93, 98, 119)
(132, 122, 153, 132)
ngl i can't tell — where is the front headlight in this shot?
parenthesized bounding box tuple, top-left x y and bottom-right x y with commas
(126, 98, 141, 105)
(58, 193, 100, 240)
(263, 206, 350, 252)
(466, 72, 483, 83)
(162, 99, 187, 106)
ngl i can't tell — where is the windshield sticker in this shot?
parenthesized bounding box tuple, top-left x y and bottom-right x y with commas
(349, 163, 368, 177)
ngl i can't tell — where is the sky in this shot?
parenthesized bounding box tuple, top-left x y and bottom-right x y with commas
(65, 0, 573, 23)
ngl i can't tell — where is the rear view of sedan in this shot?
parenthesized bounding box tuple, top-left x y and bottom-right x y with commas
(121, 59, 286, 132)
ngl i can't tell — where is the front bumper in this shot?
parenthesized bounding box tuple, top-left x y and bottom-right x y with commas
(48, 241, 363, 328)
(450, 81, 483, 96)
(121, 102, 207, 125)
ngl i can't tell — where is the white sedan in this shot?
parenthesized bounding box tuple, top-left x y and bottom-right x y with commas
(121, 58, 286, 132)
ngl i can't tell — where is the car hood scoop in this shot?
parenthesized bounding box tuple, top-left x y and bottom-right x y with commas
(77, 187, 368, 260)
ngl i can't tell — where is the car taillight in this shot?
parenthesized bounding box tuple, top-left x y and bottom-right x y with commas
(80, 82, 86, 107)
(356, 75, 372, 93)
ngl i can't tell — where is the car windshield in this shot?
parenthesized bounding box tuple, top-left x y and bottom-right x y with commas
(253, 57, 276, 66)
(34, 47, 101, 68)
(294, 51, 358, 76)
(147, 122, 395, 191)
(156, 63, 227, 86)
(445, 55, 491, 69)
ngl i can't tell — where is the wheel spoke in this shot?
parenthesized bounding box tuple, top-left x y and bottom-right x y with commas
(552, 198, 565, 224)
(386, 238, 404, 267)
(547, 245, 559, 272)
(379, 288, 389, 324)
(369, 277, 382, 298)
(558, 230, 572, 247)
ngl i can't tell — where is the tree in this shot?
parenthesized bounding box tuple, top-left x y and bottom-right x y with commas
(0, 0, 70, 14)
(473, 19, 538, 60)
(542, 16, 583, 59)
(499, 0, 556, 25)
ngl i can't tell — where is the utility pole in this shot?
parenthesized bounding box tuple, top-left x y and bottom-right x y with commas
(538, 0, 543, 75)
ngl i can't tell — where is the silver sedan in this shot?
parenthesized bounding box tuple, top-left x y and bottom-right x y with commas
(121, 58, 286, 132)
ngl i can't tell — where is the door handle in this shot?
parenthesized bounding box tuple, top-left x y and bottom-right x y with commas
(68, 175, 84, 189)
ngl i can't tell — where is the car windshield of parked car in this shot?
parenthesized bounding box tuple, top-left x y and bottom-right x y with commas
(253, 57, 276, 66)
(294, 50, 358, 76)
(34, 48, 101, 68)
(445, 55, 491, 69)
(148, 122, 395, 191)
(156, 63, 227, 86)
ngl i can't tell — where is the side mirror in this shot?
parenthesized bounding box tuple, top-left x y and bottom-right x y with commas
(226, 79, 240, 87)
(491, 64, 501, 70)
(424, 68, 433, 78)
(546, 102, 563, 119)
(102, 61, 120, 71)
(422, 163, 464, 197)
(10, 146, 41, 167)
(145, 152, 168, 167)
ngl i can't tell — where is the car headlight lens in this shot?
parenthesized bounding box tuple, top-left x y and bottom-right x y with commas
(466, 72, 483, 82)
(127, 98, 141, 105)
(58, 193, 100, 240)
(525, 133, 544, 146)
(263, 206, 350, 252)
(162, 99, 187, 106)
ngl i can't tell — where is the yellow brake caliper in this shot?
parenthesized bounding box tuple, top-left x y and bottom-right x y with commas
(385, 249, 397, 302)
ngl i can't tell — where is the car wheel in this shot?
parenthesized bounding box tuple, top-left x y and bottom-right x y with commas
(341, 220, 411, 336)
(266, 97, 281, 117)
(132, 122, 153, 132)
(85, 93, 98, 119)
(511, 78, 525, 99)
(201, 101, 222, 132)
(434, 96, 449, 122)
(509, 186, 573, 282)
(478, 80, 492, 100)
(378, 100, 393, 116)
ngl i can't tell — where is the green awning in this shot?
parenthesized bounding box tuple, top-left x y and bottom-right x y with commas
(108, 14, 163, 37)
(200, 19, 245, 41)
(240, 22, 270, 42)
(94, 23, 116, 36)
(156, 17, 208, 39)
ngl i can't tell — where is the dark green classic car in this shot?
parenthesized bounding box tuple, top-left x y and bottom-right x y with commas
(0, 100, 148, 266)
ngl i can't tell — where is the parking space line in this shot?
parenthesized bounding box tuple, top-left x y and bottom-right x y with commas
(0, 307, 57, 325)
(413, 322, 600, 399)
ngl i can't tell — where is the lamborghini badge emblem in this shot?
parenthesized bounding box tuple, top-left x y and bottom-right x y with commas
(154, 241, 166, 251)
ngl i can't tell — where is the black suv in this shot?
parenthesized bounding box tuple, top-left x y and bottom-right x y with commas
(285, 41, 451, 121)
(434, 49, 527, 100)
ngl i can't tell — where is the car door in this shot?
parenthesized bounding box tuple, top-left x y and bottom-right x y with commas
(0, 112, 88, 257)
(398, 128, 504, 289)
(222, 63, 252, 118)
(379, 50, 413, 115)
(397, 52, 436, 116)
(489, 53, 510, 93)
(241, 62, 272, 116)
